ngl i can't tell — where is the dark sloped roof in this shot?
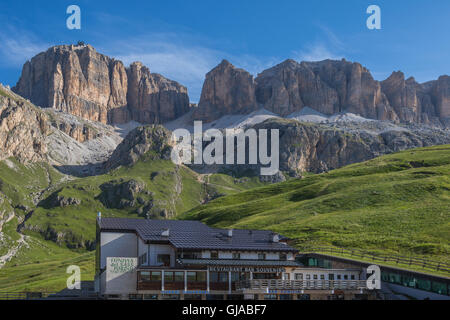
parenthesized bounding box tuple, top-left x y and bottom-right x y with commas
(99, 217, 297, 252)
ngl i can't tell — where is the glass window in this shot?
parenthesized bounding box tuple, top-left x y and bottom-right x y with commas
(187, 272, 196, 282)
(264, 294, 277, 300)
(151, 271, 161, 281)
(231, 272, 240, 282)
(294, 273, 303, 280)
(313, 274, 318, 280)
(351, 275, 355, 280)
(279, 253, 287, 261)
(337, 275, 341, 280)
(219, 272, 228, 282)
(344, 275, 348, 280)
(232, 252, 240, 259)
(210, 251, 218, 259)
(157, 254, 171, 266)
(258, 253, 266, 260)
(140, 271, 151, 281)
(210, 272, 219, 282)
(175, 272, 184, 282)
(320, 274, 325, 280)
(197, 272, 206, 282)
(164, 271, 174, 281)
(306, 274, 311, 280)
(329, 274, 335, 280)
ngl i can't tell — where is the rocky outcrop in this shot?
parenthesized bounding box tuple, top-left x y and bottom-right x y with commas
(195, 58, 449, 127)
(49, 195, 81, 207)
(13, 44, 190, 125)
(0, 84, 49, 162)
(252, 118, 450, 175)
(104, 125, 173, 171)
(98, 179, 149, 209)
(194, 60, 257, 121)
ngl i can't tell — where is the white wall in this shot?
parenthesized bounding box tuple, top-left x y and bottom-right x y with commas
(149, 244, 175, 267)
(100, 232, 137, 269)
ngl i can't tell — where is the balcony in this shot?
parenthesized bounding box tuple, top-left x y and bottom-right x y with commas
(236, 279, 367, 291)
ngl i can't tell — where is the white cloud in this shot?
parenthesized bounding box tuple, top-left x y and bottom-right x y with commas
(0, 27, 48, 67)
(292, 25, 345, 62)
(294, 43, 343, 62)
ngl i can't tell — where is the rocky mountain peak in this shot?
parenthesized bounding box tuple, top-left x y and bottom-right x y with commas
(194, 60, 258, 121)
(13, 44, 190, 125)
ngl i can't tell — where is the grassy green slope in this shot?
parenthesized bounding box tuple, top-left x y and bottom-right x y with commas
(183, 145, 450, 265)
(26, 159, 265, 248)
(0, 156, 265, 291)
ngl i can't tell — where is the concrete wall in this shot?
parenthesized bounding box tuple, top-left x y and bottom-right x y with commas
(100, 232, 137, 269)
(105, 257, 138, 295)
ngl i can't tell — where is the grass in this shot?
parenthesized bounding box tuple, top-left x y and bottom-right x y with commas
(0, 156, 265, 291)
(182, 145, 450, 270)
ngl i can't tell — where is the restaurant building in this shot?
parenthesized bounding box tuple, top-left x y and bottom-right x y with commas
(95, 217, 373, 300)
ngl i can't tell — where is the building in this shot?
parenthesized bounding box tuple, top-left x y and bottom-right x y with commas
(95, 217, 374, 300)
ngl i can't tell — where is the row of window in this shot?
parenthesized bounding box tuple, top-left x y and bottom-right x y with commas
(140, 271, 206, 282)
(179, 251, 288, 261)
(290, 273, 356, 281)
(382, 272, 448, 296)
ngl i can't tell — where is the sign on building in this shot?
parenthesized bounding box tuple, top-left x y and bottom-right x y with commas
(106, 257, 138, 294)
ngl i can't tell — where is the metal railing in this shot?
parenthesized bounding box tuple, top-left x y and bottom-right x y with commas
(297, 245, 450, 274)
(236, 279, 367, 291)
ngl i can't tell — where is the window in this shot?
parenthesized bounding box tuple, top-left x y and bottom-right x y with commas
(164, 271, 174, 281)
(320, 274, 325, 280)
(337, 275, 341, 280)
(187, 272, 197, 282)
(329, 274, 335, 280)
(210, 251, 218, 259)
(279, 253, 287, 261)
(219, 272, 228, 283)
(351, 275, 355, 280)
(140, 271, 151, 281)
(232, 252, 240, 259)
(344, 275, 348, 280)
(187, 271, 206, 282)
(157, 254, 171, 266)
(294, 273, 303, 280)
(306, 274, 311, 280)
(151, 271, 161, 281)
(313, 275, 318, 280)
(175, 272, 184, 282)
(258, 253, 266, 260)
(282, 273, 290, 280)
(139, 253, 147, 265)
(183, 251, 202, 259)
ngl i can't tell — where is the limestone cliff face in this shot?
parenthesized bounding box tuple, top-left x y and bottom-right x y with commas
(0, 85, 49, 162)
(252, 118, 450, 175)
(13, 44, 190, 125)
(196, 59, 449, 127)
(194, 60, 257, 121)
(255, 59, 397, 121)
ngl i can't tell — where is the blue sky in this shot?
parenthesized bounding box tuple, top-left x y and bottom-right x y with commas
(0, 0, 449, 102)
